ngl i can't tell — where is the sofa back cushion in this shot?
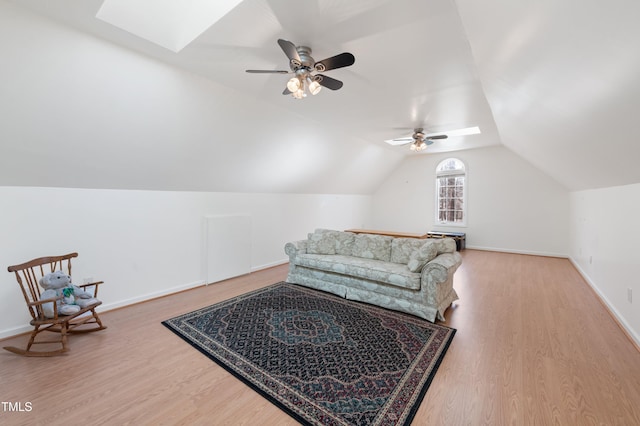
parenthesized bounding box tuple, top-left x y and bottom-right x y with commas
(351, 234, 393, 262)
(307, 231, 337, 255)
(308, 229, 355, 256)
(390, 238, 426, 264)
(407, 243, 438, 272)
(333, 232, 356, 256)
(431, 237, 457, 254)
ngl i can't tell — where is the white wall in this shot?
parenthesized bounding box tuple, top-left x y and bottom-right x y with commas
(371, 145, 569, 256)
(569, 184, 640, 346)
(0, 186, 371, 338)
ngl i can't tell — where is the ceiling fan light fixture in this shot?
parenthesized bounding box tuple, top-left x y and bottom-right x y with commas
(308, 79, 322, 95)
(292, 89, 305, 99)
(287, 77, 301, 92)
(409, 140, 427, 151)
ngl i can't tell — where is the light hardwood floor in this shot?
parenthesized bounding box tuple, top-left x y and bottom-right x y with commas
(1, 250, 639, 425)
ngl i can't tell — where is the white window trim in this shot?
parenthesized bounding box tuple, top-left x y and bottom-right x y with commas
(434, 158, 468, 228)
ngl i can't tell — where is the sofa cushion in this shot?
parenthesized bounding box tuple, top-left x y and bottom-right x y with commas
(310, 229, 355, 256)
(407, 241, 439, 272)
(352, 234, 393, 262)
(307, 232, 337, 255)
(390, 238, 426, 264)
(432, 237, 457, 254)
(295, 254, 420, 290)
(332, 232, 355, 256)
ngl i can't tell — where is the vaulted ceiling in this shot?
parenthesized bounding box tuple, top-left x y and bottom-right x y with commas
(1, 0, 639, 193)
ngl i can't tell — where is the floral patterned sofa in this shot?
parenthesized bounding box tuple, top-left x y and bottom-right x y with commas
(284, 229, 462, 322)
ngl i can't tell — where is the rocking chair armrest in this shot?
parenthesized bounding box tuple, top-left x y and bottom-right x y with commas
(77, 281, 104, 288)
(29, 296, 61, 307)
(77, 281, 104, 297)
(29, 296, 61, 320)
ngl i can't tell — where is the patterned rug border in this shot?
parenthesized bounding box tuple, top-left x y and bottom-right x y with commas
(162, 282, 456, 426)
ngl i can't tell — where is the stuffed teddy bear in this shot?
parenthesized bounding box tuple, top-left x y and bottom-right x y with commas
(39, 271, 99, 318)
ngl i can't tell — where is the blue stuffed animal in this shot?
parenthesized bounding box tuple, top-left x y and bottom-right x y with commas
(39, 271, 99, 318)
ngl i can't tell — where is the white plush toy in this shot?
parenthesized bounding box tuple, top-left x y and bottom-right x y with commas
(39, 271, 99, 318)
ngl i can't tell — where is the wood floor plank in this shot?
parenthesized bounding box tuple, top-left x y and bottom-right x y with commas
(1, 250, 639, 425)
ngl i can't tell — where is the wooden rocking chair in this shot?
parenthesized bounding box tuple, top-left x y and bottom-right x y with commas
(5, 252, 106, 356)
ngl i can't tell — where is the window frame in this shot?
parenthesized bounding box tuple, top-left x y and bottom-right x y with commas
(434, 158, 467, 228)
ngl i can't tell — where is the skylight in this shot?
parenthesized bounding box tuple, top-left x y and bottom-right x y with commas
(96, 0, 243, 52)
(441, 126, 481, 138)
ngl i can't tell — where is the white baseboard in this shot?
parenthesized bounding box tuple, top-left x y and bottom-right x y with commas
(569, 257, 640, 349)
(98, 279, 206, 312)
(0, 324, 33, 340)
(251, 258, 288, 272)
(465, 245, 568, 258)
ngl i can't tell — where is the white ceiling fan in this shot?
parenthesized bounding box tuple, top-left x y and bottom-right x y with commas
(385, 126, 481, 151)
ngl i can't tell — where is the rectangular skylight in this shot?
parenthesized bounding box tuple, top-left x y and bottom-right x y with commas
(384, 138, 413, 146)
(96, 0, 243, 52)
(441, 126, 481, 137)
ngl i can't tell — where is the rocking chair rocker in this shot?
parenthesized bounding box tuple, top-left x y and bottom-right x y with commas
(5, 252, 106, 356)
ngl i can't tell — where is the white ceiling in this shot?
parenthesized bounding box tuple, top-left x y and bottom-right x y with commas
(2, 0, 640, 193)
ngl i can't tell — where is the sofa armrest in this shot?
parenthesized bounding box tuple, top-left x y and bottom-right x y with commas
(420, 251, 462, 286)
(418, 251, 462, 321)
(285, 240, 308, 258)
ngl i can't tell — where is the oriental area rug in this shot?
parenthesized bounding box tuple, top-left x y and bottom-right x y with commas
(162, 282, 455, 426)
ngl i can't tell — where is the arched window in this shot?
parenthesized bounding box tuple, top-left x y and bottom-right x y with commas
(436, 158, 466, 226)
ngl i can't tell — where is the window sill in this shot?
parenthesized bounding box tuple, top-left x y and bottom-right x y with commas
(433, 222, 467, 229)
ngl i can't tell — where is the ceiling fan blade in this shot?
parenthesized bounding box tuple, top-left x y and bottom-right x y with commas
(391, 138, 414, 142)
(277, 39, 301, 63)
(427, 134, 448, 140)
(314, 52, 355, 72)
(314, 74, 343, 90)
(283, 87, 292, 95)
(246, 69, 290, 74)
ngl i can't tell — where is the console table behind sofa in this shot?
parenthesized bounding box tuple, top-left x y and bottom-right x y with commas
(345, 229, 466, 251)
(344, 229, 427, 239)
